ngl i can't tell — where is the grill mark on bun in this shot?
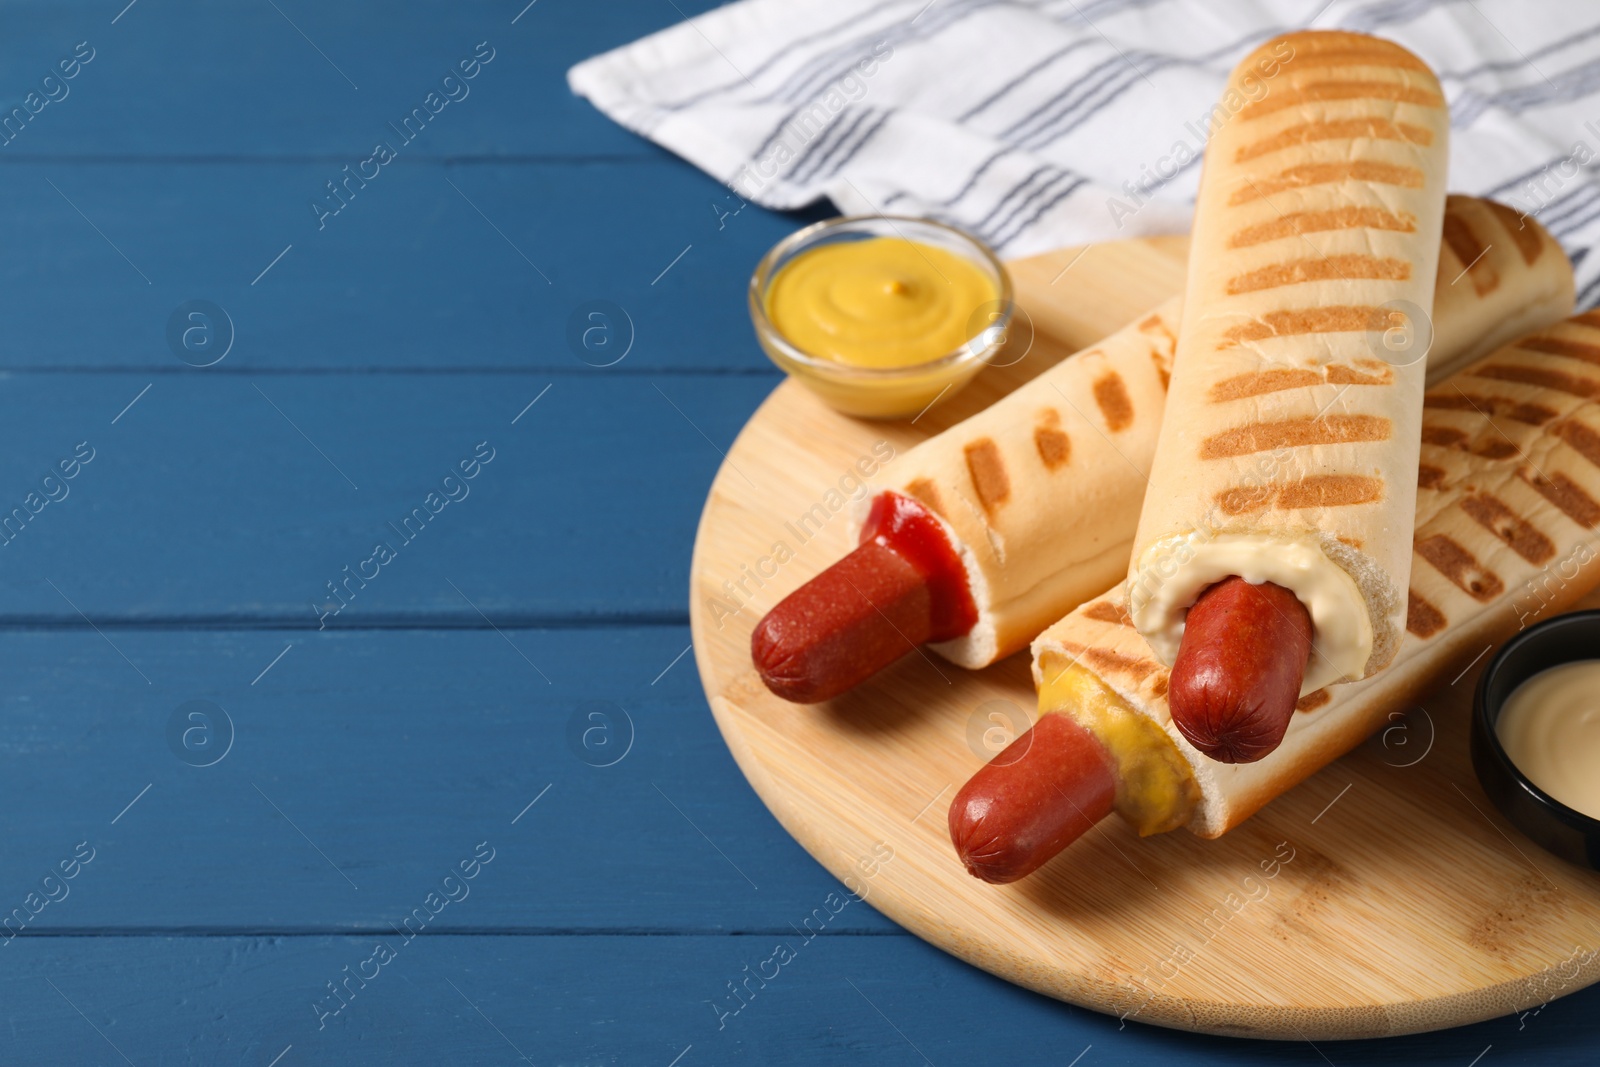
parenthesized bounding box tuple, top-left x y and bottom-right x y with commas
(1235, 118, 1432, 162)
(1519, 468, 1600, 528)
(1226, 254, 1409, 294)
(1574, 310, 1600, 329)
(1201, 414, 1391, 459)
(1460, 493, 1557, 564)
(1139, 313, 1171, 336)
(1056, 641, 1160, 682)
(1092, 372, 1134, 432)
(963, 438, 1010, 514)
(1216, 484, 1277, 515)
(1237, 81, 1444, 121)
(1473, 439, 1520, 460)
(1416, 534, 1504, 601)
(1210, 368, 1321, 400)
(1229, 161, 1425, 205)
(1418, 463, 1447, 489)
(1424, 393, 1557, 426)
(1471, 364, 1600, 398)
(1033, 410, 1072, 470)
(1151, 348, 1172, 390)
(1138, 313, 1178, 388)
(904, 478, 945, 519)
(1555, 419, 1600, 471)
(1208, 361, 1394, 401)
(1216, 474, 1384, 514)
(1228, 206, 1416, 248)
(1421, 424, 1522, 460)
(1406, 589, 1447, 638)
(1295, 689, 1332, 713)
(1268, 34, 1433, 72)
(1034, 431, 1071, 470)
(1083, 600, 1134, 627)
(1422, 425, 1467, 448)
(1084, 647, 1158, 681)
(1220, 305, 1391, 348)
(1442, 211, 1498, 296)
(1286, 52, 1433, 73)
(1517, 336, 1600, 366)
(1278, 473, 1384, 510)
(1483, 198, 1545, 265)
(1326, 362, 1393, 386)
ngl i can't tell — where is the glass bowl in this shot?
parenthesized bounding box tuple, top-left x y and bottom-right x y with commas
(748, 216, 1013, 420)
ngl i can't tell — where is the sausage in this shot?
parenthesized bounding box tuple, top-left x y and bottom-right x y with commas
(752, 492, 976, 703)
(948, 711, 1116, 883)
(751, 539, 932, 703)
(1166, 577, 1313, 763)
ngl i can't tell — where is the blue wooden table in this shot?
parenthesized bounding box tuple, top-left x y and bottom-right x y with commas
(2, 2, 1593, 1063)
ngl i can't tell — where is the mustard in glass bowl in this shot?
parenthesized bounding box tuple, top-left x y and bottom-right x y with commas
(749, 216, 1013, 419)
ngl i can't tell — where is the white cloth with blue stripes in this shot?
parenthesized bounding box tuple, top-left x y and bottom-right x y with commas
(570, 0, 1600, 307)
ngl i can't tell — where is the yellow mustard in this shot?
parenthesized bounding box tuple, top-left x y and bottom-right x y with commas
(1036, 653, 1201, 836)
(764, 237, 998, 369)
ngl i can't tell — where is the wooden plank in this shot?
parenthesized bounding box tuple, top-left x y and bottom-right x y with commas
(0, 219, 1178, 623)
(0, 627, 893, 932)
(0, 0, 703, 159)
(0, 372, 773, 621)
(0, 160, 821, 371)
(5, 934, 1595, 1064)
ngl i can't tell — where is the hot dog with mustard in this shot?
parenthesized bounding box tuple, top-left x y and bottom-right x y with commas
(952, 310, 1600, 881)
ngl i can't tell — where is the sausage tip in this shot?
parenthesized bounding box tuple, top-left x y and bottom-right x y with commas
(949, 713, 1116, 883)
(750, 540, 933, 704)
(1168, 577, 1312, 764)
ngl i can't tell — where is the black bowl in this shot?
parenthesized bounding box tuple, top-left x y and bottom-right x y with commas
(1472, 610, 1600, 870)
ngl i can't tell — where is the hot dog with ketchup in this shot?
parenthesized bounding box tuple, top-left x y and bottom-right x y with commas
(954, 309, 1600, 881)
(753, 190, 1572, 702)
(1127, 30, 1451, 761)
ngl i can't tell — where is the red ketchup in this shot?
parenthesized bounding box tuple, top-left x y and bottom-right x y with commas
(750, 491, 977, 702)
(857, 491, 977, 641)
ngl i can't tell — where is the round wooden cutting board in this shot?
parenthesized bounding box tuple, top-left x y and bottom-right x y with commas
(688, 235, 1600, 1040)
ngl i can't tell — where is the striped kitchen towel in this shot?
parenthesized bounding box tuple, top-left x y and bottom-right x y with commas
(570, 0, 1600, 307)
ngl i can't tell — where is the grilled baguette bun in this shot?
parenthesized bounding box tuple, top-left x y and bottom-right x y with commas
(1033, 312, 1600, 838)
(1431, 194, 1574, 376)
(1128, 31, 1451, 693)
(865, 196, 1569, 669)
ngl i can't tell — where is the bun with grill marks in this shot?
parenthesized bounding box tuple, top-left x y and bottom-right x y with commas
(1431, 194, 1574, 377)
(1129, 30, 1452, 694)
(1036, 311, 1600, 837)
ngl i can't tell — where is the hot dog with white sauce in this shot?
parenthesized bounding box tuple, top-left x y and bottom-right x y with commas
(951, 310, 1600, 881)
(1127, 30, 1451, 762)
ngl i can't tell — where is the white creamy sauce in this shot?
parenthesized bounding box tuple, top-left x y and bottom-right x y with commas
(1497, 660, 1600, 820)
(1129, 532, 1373, 694)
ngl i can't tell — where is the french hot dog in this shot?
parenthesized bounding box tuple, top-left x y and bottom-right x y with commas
(951, 310, 1600, 881)
(753, 193, 1572, 702)
(1128, 30, 1450, 761)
